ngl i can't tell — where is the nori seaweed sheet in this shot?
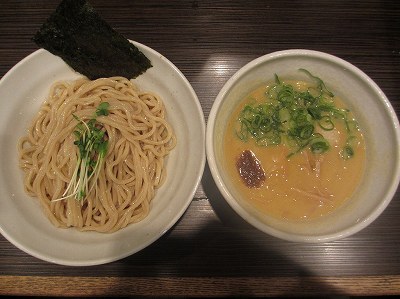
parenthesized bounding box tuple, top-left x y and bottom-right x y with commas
(33, 0, 152, 80)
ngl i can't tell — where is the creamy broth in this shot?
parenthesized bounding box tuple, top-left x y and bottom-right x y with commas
(223, 80, 366, 221)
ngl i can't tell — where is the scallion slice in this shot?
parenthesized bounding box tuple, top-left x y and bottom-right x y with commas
(236, 69, 359, 159)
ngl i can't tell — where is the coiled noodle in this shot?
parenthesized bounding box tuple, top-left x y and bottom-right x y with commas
(18, 77, 176, 233)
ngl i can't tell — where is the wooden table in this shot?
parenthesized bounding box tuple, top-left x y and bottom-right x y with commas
(1, 0, 399, 297)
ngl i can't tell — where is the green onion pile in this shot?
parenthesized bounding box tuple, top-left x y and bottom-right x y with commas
(236, 69, 358, 159)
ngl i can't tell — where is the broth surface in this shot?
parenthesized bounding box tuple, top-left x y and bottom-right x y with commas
(223, 80, 366, 221)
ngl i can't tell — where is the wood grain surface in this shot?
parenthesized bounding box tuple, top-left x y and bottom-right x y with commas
(0, 0, 399, 297)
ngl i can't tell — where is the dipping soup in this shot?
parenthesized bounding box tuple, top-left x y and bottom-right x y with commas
(223, 75, 366, 221)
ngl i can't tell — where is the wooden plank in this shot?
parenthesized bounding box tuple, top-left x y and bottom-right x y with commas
(1, 275, 400, 297)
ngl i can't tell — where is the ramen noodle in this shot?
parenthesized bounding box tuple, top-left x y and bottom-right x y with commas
(18, 77, 176, 232)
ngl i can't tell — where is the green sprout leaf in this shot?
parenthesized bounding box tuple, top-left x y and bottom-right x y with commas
(53, 102, 110, 202)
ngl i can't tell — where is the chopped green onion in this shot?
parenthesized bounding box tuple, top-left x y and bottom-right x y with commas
(236, 69, 358, 159)
(318, 116, 334, 131)
(310, 136, 330, 154)
(299, 68, 334, 97)
(341, 145, 354, 160)
(340, 136, 357, 160)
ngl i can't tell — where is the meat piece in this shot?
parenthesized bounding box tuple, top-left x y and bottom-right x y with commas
(236, 150, 266, 188)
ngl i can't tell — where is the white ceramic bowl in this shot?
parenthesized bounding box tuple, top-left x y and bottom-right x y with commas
(206, 49, 400, 243)
(0, 41, 205, 265)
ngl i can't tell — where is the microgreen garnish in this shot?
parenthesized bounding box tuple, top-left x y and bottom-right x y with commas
(53, 102, 110, 202)
(96, 101, 110, 116)
(236, 69, 358, 159)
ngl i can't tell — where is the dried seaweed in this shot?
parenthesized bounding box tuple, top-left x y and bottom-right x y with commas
(33, 0, 152, 79)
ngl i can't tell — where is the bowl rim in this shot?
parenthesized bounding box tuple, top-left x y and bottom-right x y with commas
(206, 49, 400, 243)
